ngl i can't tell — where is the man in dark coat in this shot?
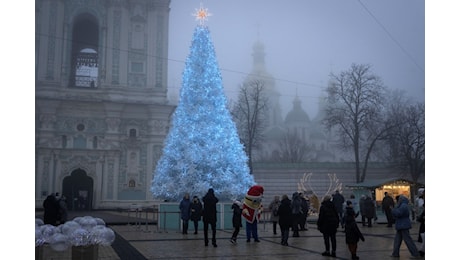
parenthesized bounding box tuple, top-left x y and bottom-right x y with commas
(382, 192, 395, 227)
(363, 195, 376, 227)
(43, 194, 59, 226)
(317, 195, 340, 257)
(202, 188, 219, 247)
(277, 194, 292, 246)
(332, 190, 345, 228)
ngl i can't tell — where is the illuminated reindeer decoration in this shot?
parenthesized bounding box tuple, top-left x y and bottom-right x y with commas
(297, 172, 343, 213)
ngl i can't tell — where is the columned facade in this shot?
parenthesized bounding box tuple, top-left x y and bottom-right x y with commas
(35, 0, 174, 209)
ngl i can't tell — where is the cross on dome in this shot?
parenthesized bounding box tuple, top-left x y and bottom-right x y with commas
(193, 3, 212, 25)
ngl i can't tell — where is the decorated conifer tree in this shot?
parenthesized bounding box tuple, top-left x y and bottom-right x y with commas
(151, 5, 255, 201)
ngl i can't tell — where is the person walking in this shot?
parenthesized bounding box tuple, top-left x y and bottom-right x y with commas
(417, 203, 425, 257)
(344, 200, 365, 260)
(317, 195, 340, 257)
(278, 194, 293, 246)
(359, 195, 366, 226)
(382, 192, 395, 227)
(190, 195, 203, 234)
(391, 195, 421, 258)
(299, 194, 310, 231)
(230, 199, 243, 244)
(268, 195, 281, 235)
(179, 193, 191, 234)
(202, 188, 219, 247)
(332, 190, 345, 228)
(363, 195, 376, 227)
(291, 192, 302, 237)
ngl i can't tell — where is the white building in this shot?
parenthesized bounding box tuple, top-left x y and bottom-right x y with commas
(35, 0, 174, 210)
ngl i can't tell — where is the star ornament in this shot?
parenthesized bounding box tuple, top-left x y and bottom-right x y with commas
(193, 3, 212, 25)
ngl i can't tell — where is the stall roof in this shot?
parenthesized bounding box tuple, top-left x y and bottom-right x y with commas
(345, 177, 422, 189)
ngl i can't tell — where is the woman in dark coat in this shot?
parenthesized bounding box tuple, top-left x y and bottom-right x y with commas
(230, 200, 243, 244)
(190, 196, 203, 234)
(317, 195, 340, 257)
(179, 193, 192, 234)
(277, 194, 292, 246)
(344, 201, 365, 260)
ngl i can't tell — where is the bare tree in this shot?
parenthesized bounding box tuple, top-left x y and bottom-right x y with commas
(323, 63, 394, 183)
(276, 130, 310, 163)
(231, 80, 269, 173)
(386, 93, 425, 182)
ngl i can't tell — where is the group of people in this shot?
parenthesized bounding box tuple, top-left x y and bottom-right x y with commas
(178, 189, 220, 247)
(179, 185, 265, 247)
(267, 192, 309, 239)
(178, 187, 425, 259)
(43, 192, 68, 226)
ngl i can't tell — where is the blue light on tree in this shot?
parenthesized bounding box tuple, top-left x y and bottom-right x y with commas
(151, 21, 255, 201)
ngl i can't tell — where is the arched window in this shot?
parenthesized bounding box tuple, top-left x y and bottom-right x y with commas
(70, 14, 99, 88)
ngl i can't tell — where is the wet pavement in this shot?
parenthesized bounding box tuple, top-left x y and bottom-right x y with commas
(36, 210, 425, 260)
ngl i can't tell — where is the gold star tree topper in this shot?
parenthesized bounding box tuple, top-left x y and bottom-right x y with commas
(193, 3, 212, 25)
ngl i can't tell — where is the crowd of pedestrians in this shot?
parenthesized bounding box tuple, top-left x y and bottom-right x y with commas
(170, 187, 425, 259)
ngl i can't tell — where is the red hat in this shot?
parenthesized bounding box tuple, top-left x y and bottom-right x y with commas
(247, 185, 264, 197)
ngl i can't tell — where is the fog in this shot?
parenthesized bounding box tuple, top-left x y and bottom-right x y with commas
(167, 0, 424, 119)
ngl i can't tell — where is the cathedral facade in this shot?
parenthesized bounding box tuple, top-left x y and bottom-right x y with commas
(243, 40, 347, 163)
(35, 0, 174, 210)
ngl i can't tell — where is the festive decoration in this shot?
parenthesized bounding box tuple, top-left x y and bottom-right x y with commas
(151, 6, 255, 201)
(35, 216, 115, 251)
(193, 3, 212, 25)
(242, 185, 264, 223)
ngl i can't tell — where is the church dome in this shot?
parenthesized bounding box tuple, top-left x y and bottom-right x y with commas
(285, 95, 310, 124)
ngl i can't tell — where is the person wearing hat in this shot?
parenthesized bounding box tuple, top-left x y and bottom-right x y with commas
(390, 195, 420, 258)
(242, 185, 264, 242)
(317, 195, 340, 257)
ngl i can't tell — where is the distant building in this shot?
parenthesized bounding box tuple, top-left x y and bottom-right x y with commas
(35, 0, 174, 209)
(242, 40, 350, 162)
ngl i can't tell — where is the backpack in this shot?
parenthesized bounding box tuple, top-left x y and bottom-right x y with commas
(273, 203, 280, 216)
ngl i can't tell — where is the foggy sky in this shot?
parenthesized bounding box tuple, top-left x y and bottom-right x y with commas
(168, 0, 425, 119)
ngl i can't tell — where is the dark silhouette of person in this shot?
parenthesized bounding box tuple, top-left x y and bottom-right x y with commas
(278, 194, 293, 246)
(43, 193, 60, 226)
(230, 200, 243, 244)
(344, 200, 365, 260)
(179, 193, 192, 234)
(190, 196, 203, 234)
(317, 195, 340, 257)
(382, 192, 395, 227)
(202, 188, 219, 247)
(332, 190, 345, 228)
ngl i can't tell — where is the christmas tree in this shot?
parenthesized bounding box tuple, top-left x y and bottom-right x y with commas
(151, 6, 255, 201)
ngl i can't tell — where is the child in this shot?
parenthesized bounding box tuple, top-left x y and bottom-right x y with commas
(230, 200, 243, 244)
(344, 200, 365, 260)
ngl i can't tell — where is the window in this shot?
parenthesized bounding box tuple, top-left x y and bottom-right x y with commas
(131, 62, 144, 73)
(70, 14, 99, 88)
(129, 129, 137, 138)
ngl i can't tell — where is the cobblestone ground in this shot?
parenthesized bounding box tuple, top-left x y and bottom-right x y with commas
(36, 211, 425, 260)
